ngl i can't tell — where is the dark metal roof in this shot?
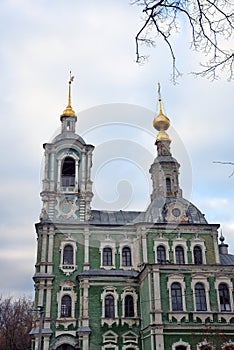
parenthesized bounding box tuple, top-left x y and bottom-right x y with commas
(78, 269, 139, 278)
(52, 131, 86, 145)
(90, 197, 207, 225)
(220, 253, 234, 265)
(132, 197, 208, 224)
(91, 210, 141, 225)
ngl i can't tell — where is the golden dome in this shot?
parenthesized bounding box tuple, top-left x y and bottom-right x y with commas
(61, 72, 76, 117)
(153, 84, 170, 142)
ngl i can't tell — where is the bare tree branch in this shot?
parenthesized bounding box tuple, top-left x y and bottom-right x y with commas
(213, 161, 234, 177)
(132, 0, 234, 82)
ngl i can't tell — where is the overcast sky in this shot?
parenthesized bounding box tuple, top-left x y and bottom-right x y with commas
(0, 0, 233, 298)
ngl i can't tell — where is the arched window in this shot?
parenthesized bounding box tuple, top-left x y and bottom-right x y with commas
(171, 282, 183, 311)
(63, 244, 73, 265)
(176, 346, 187, 350)
(194, 246, 203, 265)
(195, 283, 207, 311)
(61, 156, 75, 187)
(122, 246, 132, 266)
(200, 345, 213, 350)
(157, 245, 166, 264)
(175, 246, 185, 264)
(61, 295, 72, 317)
(219, 283, 231, 311)
(124, 295, 134, 318)
(103, 247, 113, 266)
(105, 294, 115, 318)
(166, 177, 172, 194)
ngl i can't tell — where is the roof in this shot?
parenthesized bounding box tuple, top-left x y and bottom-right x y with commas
(91, 210, 141, 225)
(90, 197, 207, 225)
(219, 253, 234, 265)
(132, 197, 208, 225)
(78, 269, 138, 278)
(52, 131, 86, 145)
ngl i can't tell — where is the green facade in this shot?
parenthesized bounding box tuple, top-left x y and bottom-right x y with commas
(31, 90, 234, 350)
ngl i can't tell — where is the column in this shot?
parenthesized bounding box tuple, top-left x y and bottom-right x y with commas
(83, 228, 90, 270)
(47, 226, 54, 274)
(141, 227, 148, 263)
(41, 226, 47, 273)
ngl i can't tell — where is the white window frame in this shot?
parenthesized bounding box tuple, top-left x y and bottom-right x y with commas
(56, 281, 76, 328)
(197, 340, 216, 350)
(100, 239, 116, 269)
(190, 238, 206, 264)
(154, 235, 170, 264)
(121, 288, 139, 327)
(191, 274, 210, 312)
(215, 276, 233, 313)
(101, 344, 118, 350)
(57, 152, 80, 193)
(122, 330, 138, 344)
(119, 239, 134, 269)
(59, 237, 77, 275)
(101, 287, 119, 327)
(102, 330, 118, 345)
(172, 339, 191, 350)
(172, 237, 188, 264)
(167, 274, 187, 322)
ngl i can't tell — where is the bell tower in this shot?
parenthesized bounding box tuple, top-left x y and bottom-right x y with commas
(150, 84, 182, 201)
(40, 74, 94, 223)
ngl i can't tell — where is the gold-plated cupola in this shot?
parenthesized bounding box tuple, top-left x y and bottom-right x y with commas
(61, 71, 76, 117)
(153, 83, 170, 143)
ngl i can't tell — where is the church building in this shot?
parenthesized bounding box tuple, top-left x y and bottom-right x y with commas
(30, 78, 234, 350)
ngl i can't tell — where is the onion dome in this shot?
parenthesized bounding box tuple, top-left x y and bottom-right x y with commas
(153, 83, 170, 143)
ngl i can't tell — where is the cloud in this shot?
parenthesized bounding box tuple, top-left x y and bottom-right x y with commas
(0, 0, 233, 297)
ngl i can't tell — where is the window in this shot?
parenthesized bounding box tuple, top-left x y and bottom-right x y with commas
(61, 156, 75, 187)
(103, 247, 113, 266)
(125, 295, 134, 318)
(171, 282, 183, 311)
(172, 340, 191, 350)
(122, 247, 132, 266)
(105, 295, 115, 318)
(63, 244, 73, 265)
(166, 177, 172, 194)
(157, 245, 166, 264)
(101, 287, 119, 326)
(61, 295, 72, 317)
(121, 288, 139, 327)
(219, 283, 231, 311)
(175, 246, 185, 264)
(194, 246, 203, 265)
(195, 283, 207, 311)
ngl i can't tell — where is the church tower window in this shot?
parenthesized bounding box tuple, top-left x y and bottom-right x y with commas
(175, 246, 185, 264)
(218, 283, 231, 311)
(171, 282, 183, 311)
(194, 246, 203, 265)
(61, 156, 75, 187)
(166, 177, 172, 195)
(195, 283, 207, 311)
(63, 244, 73, 265)
(103, 247, 113, 266)
(122, 246, 132, 266)
(157, 245, 166, 264)
(61, 295, 72, 317)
